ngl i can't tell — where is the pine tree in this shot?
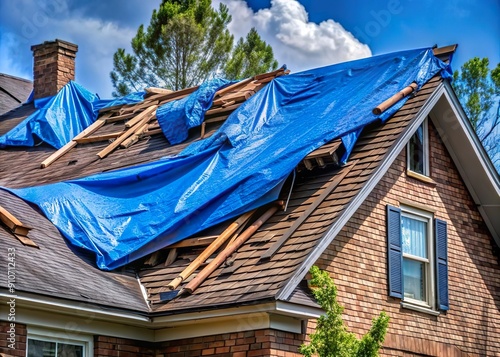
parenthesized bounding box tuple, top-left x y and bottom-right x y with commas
(110, 0, 233, 96)
(452, 58, 500, 170)
(110, 1, 279, 97)
(224, 28, 279, 80)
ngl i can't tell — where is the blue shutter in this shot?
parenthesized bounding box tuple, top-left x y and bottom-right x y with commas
(435, 219, 449, 310)
(387, 205, 403, 298)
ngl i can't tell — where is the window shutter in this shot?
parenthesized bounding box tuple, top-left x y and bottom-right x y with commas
(435, 219, 449, 310)
(387, 205, 403, 298)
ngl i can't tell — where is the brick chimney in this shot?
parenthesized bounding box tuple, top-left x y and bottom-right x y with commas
(31, 39, 78, 99)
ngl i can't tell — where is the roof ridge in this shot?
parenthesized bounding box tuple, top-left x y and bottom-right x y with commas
(0, 72, 32, 84)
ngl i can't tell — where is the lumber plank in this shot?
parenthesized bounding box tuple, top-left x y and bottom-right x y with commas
(125, 105, 156, 128)
(132, 100, 159, 114)
(143, 128, 163, 136)
(0, 205, 22, 227)
(221, 100, 236, 108)
(253, 68, 283, 80)
(120, 122, 150, 148)
(40, 115, 110, 168)
(155, 86, 198, 103)
(106, 112, 136, 123)
(214, 77, 253, 98)
(166, 211, 254, 290)
(145, 87, 174, 96)
(74, 132, 123, 144)
(97, 115, 152, 159)
(205, 103, 241, 117)
(0, 205, 33, 239)
(181, 205, 280, 295)
(0, 205, 24, 231)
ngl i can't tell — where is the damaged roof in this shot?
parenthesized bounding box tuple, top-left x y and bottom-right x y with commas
(3, 45, 494, 317)
(0, 73, 33, 116)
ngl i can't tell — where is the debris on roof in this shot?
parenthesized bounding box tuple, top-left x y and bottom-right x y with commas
(1, 48, 451, 272)
(0, 81, 143, 150)
(0, 204, 36, 247)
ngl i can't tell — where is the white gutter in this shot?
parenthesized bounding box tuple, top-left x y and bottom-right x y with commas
(151, 300, 323, 327)
(0, 291, 151, 325)
(1, 291, 322, 336)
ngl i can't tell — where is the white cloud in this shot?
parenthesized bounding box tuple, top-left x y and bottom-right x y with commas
(53, 18, 136, 96)
(215, 0, 372, 72)
(0, 0, 146, 97)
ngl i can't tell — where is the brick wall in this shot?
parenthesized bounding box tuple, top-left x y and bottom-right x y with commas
(31, 39, 77, 99)
(315, 121, 500, 356)
(0, 321, 26, 357)
(155, 329, 305, 357)
(93, 335, 154, 357)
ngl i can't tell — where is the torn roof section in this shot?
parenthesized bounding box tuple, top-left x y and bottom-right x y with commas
(2, 48, 450, 271)
(3, 43, 495, 317)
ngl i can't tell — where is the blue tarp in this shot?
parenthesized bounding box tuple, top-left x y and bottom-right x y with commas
(157, 78, 234, 144)
(4, 48, 452, 270)
(0, 82, 144, 149)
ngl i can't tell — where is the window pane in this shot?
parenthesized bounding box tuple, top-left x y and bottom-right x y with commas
(58, 343, 84, 357)
(28, 339, 56, 357)
(403, 258, 425, 301)
(409, 124, 424, 174)
(402, 216, 427, 258)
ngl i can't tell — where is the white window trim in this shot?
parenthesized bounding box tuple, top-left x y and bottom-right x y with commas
(400, 205, 436, 311)
(406, 118, 429, 176)
(27, 326, 93, 357)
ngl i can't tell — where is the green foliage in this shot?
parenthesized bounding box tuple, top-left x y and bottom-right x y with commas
(452, 58, 500, 170)
(111, 0, 233, 96)
(224, 28, 279, 80)
(299, 266, 389, 357)
(110, 1, 278, 97)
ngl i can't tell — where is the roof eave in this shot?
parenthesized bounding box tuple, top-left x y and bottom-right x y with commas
(430, 82, 500, 246)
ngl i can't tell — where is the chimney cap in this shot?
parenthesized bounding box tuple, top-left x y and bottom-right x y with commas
(31, 39, 78, 53)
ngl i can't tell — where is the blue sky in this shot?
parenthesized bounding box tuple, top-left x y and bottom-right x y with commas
(0, 0, 498, 98)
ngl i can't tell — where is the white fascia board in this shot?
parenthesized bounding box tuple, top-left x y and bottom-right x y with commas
(154, 311, 305, 341)
(154, 312, 271, 341)
(151, 301, 322, 327)
(15, 305, 154, 342)
(3, 291, 320, 342)
(437, 83, 500, 194)
(0, 291, 150, 325)
(430, 83, 500, 244)
(276, 84, 444, 301)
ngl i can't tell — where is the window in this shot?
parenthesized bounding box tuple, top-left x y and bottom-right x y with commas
(387, 205, 448, 312)
(407, 119, 429, 176)
(28, 339, 84, 357)
(401, 210, 433, 305)
(27, 329, 92, 357)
